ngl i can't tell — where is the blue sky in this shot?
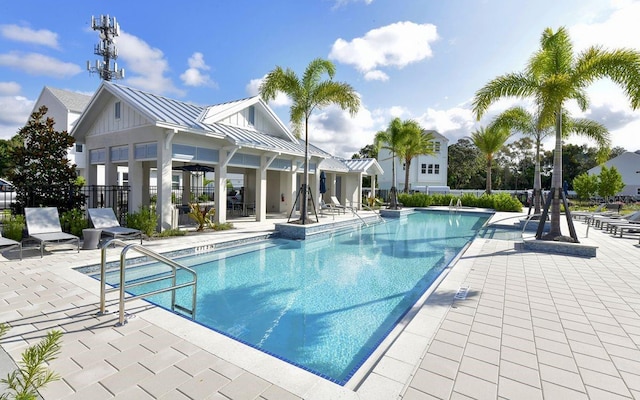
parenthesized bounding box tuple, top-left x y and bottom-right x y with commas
(1, 0, 639, 158)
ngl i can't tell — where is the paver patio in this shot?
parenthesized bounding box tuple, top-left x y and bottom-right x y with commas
(1, 210, 639, 399)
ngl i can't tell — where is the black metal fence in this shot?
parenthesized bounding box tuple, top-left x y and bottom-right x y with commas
(4, 185, 130, 224)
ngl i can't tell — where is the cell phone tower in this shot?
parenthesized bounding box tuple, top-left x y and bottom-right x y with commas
(87, 15, 125, 81)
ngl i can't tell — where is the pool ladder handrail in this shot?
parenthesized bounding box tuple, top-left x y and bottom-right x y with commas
(98, 239, 198, 326)
(346, 200, 370, 226)
(449, 198, 462, 211)
(361, 203, 385, 223)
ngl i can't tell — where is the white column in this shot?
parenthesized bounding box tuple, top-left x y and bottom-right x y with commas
(215, 151, 229, 224)
(157, 132, 174, 231)
(127, 143, 142, 214)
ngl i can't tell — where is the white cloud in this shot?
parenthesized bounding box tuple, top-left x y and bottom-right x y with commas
(117, 31, 184, 96)
(329, 21, 438, 79)
(0, 95, 34, 139)
(246, 76, 291, 107)
(0, 52, 81, 78)
(416, 105, 477, 144)
(389, 106, 409, 118)
(0, 82, 21, 96)
(180, 52, 216, 87)
(0, 24, 59, 49)
(363, 70, 389, 81)
(307, 103, 384, 158)
(570, 1, 640, 51)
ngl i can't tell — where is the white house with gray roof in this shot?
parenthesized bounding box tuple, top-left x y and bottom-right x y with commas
(32, 86, 92, 172)
(70, 81, 382, 230)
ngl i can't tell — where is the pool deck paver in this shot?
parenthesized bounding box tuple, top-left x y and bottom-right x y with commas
(1, 210, 639, 399)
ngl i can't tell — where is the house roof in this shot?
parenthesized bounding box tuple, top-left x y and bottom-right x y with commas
(318, 157, 351, 172)
(72, 81, 334, 159)
(70, 82, 382, 175)
(425, 129, 449, 143)
(42, 87, 92, 113)
(342, 158, 384, 175)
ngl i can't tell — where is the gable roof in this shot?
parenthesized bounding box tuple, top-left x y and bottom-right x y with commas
(39, 87, 92, 113)
(318, 157, 384, 175)
(342, 158, 384, 175)
(71, 81, 331, 158)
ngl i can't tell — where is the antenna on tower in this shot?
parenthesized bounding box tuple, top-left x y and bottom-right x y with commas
(87, 14, 125, 81)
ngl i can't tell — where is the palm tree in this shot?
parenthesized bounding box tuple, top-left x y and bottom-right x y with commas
(397, 123, 435, 193)
(259, 58, 360, 224)
(490, 106, 609, 214)
(470, 126, 511, 194)
(374, 118, 416, 208)
(473, 26, 640, 240)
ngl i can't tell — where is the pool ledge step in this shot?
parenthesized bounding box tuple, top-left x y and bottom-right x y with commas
(521, 238, 597, 257)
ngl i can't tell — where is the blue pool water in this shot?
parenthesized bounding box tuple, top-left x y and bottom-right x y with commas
(99, 210, 490, 384)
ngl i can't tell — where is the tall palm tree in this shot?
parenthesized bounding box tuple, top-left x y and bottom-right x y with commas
(490, 106, 609, 214)
(397, 124, 435, 193)
(374, 118, 403, 209)
(374, 118, 422, 208)
(470, 126, 511, 194)
(259, 58, 360, 224)
(473, 26, 640, 240)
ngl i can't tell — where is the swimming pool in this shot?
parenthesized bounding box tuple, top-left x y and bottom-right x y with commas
(95, 210, 491, 385)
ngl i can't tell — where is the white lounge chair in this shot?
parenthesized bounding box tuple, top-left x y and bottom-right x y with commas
(0, 231, 22, 260)
(88, 208, 142, 244)
(25, 207, 79, 257)
(330, 196, 348, 214)
(319, 199, 340, 215)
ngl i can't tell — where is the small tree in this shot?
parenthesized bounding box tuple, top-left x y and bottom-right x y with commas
(572, 173, 599, 201)
(8, 106, 82, 213)
(0, 323, 62, 400)
(597, 165, 624, 201)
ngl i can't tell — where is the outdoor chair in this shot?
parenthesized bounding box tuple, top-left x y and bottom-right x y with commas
(330, 196, 349, 214)
(603, 211, 640, 236)
(0, 231, 22, 260)
(572, 204, 605, 221)
(24, 207, 79, 257)
(598, 211, 640, 231)
(88, 208, 143, 244)
(319, 199, 340, 215)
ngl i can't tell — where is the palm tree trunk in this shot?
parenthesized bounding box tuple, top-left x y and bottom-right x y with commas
(404, 159, 411, 193)
(486, 157, 492, 194)
(301, 117, 310, 224)
(534, 137, 542, 214)
(390, 151, 398, 209)
(545, 109, 563, 238)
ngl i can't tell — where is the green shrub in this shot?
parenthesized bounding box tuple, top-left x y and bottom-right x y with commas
(212, 222, 234, 231)
(60, 209, 88, 237)
(126, 206, 158, 237)
(2, 215, 25, 241)
(156, 228, 187, 238)
(395, 192, 522, 212)
(491, 192, 523, 212)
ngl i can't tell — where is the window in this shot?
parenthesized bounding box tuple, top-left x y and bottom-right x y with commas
(427, 164, 433, 174)
(421, 163, 427, 174)
(248, 106, 255, 126)
(434, 141, 441, 152)
(115, 101, 121, 119)
(434, 164, 440, 174)
(75, 144, 83, 153)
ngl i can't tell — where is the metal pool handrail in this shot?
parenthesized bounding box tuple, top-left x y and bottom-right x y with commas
(98, 239, 198, 326)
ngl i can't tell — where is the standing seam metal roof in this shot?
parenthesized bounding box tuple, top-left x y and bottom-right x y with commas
(106, 82, 334, 158)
